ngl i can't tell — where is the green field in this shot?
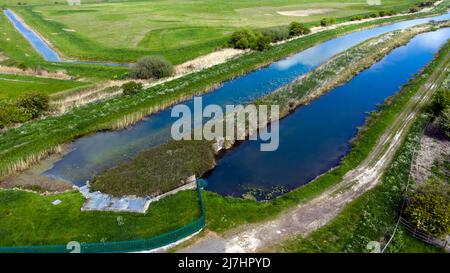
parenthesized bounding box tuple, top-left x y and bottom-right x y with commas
(0, 189, 201, 246)
(0, 74, 87, 101)
(8, 0, 423, 63)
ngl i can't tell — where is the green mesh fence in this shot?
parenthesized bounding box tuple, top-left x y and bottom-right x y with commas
(0, 179, 207, 253)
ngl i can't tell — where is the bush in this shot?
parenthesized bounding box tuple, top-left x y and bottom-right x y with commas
(261, 27, 289, 42)
(17, 92, 50, 118)
(253, 32, 271, 51)
(228, 30, 255, 49)
(130, 56, 174, 79)
(122, 81, 144, 96)
(288, 22, 311, 37)
(350, 15, 363, 21)
(228, 30, 271, 51)
(409, 6, 420, 13)
(438, 107, 450, 138)
(419, 1, 435, 7)
(429, 89, 450, 116)
(320, 17, 336, 27)
(386, 9, 397, 16)
(0, 101, 30, 128)
(404, 181, 450, 237)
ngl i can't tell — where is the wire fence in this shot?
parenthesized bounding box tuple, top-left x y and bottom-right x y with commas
(380, 123, 425, 253)
(0, 179, 207, 253)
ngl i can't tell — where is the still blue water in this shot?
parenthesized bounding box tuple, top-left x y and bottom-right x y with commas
(205, 28, 450, 198)
(4, 9, 60, 62)
(43, 11, 450, 187)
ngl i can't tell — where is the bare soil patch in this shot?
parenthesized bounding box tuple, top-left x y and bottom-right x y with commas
(175, 48, 245, 75)
(277, 9, 336, 17)
(411, 123, 450, 184)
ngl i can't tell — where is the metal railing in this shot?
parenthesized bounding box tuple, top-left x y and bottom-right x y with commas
(400, 217, 449, 250)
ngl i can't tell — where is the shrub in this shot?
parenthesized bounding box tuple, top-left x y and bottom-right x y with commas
(409, 6, 420, 13)
(320, 17, 336, 27)
(386, 9, 397, 16)
(404, 181, 450, 238)
(0, 101, 30, 128)
(429, 89, 450, 116)
(369, 12, 379, 18)
(17, 92, 50, 118)
(378, 11, 386, 17)
(130, 56, 174, 79)
(228, 30, 271, 51)
(253, 32, 271, 51)
(122, 81, 144, 96)
(261, 27, 289, 42)
(228, 30, 257, 49)
(350, 15, 363, 21)
(419, 1, 435, 7)
(438, 107, 450, 138)
(288, 22, 311, 37)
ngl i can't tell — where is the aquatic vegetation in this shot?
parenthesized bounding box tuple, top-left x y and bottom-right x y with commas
(91, 140, 216, 197)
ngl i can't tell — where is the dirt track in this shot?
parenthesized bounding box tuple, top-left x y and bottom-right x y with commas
(178, 46, 450, 254)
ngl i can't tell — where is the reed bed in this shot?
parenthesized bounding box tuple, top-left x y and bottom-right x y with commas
(52, 86, 122, 113)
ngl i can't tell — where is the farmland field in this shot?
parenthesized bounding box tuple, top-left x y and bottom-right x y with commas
(0, 74, 88, 101)
(8, 0, 423, 63)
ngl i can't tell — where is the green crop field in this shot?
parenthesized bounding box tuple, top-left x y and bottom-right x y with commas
(7, 0, 423, 63)
(0, 74, 88, 101)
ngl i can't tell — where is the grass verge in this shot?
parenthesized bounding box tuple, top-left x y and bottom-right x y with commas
(0, 189, 200, 246)
(0, 73, 88, 101)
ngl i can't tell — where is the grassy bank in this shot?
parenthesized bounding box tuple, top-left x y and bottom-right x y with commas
(1, 6, 449, 181)
(0, 74, 88, 101)
(91, 23, 447, 197)
(386, 226, 446, 252)
(11, 0, 425, 63)
(0, 189, 200, 246)
(1, 34, 448, 248)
